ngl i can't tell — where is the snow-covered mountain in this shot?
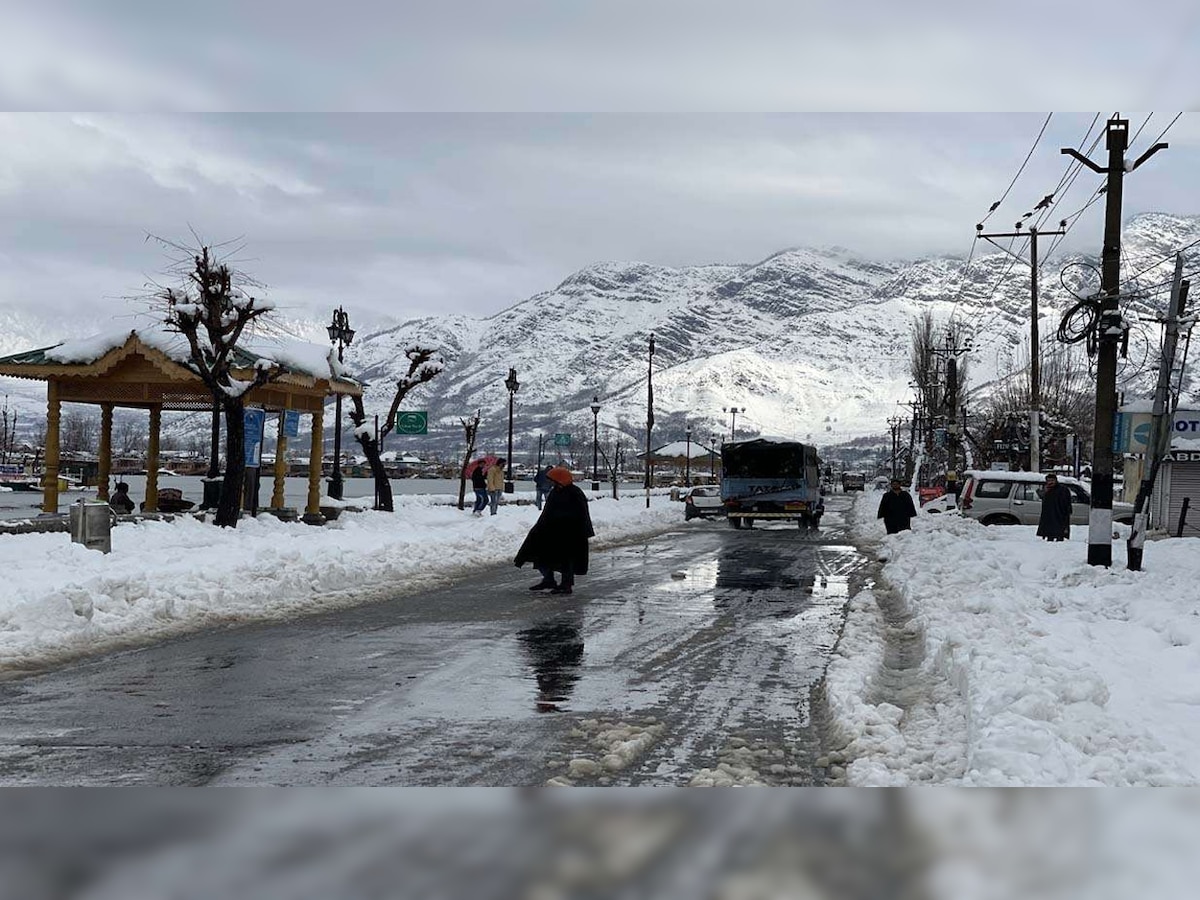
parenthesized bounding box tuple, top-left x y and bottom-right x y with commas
(349, 212, 1200, 454)
(2, 212, 1197, 455)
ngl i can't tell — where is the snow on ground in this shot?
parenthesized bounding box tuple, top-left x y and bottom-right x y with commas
(829, 490, 1200, 785)
(0, 492, 680, 675)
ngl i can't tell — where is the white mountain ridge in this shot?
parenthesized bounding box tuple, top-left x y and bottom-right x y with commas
(350, 212, 1200, 455)
(1, 212, 1197, 456)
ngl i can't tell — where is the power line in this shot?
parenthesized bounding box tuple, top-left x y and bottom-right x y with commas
(1128, 112, 1154, 152)
(979, 113, 1054, 225)
(1125, 236, 1200, 284)
(1149, 112, 1183, 148)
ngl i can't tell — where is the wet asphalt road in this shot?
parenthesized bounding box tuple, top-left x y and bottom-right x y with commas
(0, 497, 871, 785)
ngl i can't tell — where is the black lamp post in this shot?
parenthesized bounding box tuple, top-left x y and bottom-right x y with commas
(590, 395, 601, 492)
(504, 367, 519, 493)
(710, 434, 718, 481)
(684, 425, 692, 486)
(723, 406, 745, 440)
(326, 306, 355, 500)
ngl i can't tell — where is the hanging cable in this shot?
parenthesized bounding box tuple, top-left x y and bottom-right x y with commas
(979, 113, 1053, 225)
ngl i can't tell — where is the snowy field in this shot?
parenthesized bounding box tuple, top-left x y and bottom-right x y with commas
(0, 493, 680, 675)
(828, 490, 1200, 786)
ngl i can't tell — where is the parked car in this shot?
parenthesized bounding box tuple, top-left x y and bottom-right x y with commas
(683, 485, 725, 520)
(921, 492, 957, 514)
(959, 470, 1134, 527)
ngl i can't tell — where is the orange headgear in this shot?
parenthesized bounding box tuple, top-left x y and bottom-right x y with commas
(547, 466, 573, 486)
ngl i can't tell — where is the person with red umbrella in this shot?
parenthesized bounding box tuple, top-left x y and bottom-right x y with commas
(515, 466, 594, 595)
(470, 460, 489, 516)
(466, 454, 498, 517)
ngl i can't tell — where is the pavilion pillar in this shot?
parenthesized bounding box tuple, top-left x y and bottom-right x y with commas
(41, 380, 61, 515)
(303, 406, 325, 525)
(97, 404, 113, 501)
(271, 412, 288, 509)
(145, 405, 161, 513)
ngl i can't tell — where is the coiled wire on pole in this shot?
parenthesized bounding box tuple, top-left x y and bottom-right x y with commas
(1056, 262, 1105, 356)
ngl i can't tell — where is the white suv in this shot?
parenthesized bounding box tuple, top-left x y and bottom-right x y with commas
(683, 485, 725, 520)
(959, 470, 1134, 527)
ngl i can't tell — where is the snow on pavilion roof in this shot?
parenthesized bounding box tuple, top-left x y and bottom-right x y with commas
(0, 326, 359, 394)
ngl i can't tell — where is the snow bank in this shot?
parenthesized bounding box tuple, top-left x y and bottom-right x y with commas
(0, 494, 680, 675)
(831, 490, 1200, 785)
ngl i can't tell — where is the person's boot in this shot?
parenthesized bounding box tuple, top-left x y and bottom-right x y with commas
(529, 579, 558, 591)
(550, 584, 573, 595)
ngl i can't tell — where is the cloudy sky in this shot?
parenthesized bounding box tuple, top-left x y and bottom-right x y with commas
(2, 2, 1199, 331)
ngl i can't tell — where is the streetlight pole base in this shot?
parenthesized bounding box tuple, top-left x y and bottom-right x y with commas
(328, 471, 344, 501)
(301, 512, 327, 526)
(504, 481, 514, 494)
(591, 481, 600, 492)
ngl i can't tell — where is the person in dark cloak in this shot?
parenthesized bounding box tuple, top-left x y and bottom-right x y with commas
(877, 478, 917, 534)
(1037, 472, 1073, 542)
(515, 466, 595, 595)
(109, 481, 135, 515)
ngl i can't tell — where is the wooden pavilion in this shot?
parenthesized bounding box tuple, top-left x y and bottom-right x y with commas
(0, 330, 361, 521)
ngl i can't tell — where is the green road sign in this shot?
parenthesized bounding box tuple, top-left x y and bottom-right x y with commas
(554, 432, 572, 447)
(394, 411, 428, 435)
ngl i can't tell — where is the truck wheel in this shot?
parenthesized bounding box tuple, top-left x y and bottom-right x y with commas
(744, 517, 755, 529)
(799, 515, 811, 529)
(729, 516, 743, 529)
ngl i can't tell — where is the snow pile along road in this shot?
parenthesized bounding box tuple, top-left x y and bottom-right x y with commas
(0, 494, 679, 674)
(828, 491, 1200, 786)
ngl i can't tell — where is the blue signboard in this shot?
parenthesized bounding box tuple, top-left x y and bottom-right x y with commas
(244, 408, 266, 467)
(282, 409, 300, 439)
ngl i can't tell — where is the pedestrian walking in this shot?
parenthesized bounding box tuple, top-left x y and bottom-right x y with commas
(515, 466, 595, 595)
(485, 457, 507, 515)
(534, 464, 553, 510)
(1037, 473, 1072, 542)
(470, 463, 489, 516)
(877, 478, 917, 534)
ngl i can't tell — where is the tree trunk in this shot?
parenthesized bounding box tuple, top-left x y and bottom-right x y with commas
(348, 396, 393, 512)
(216, 399, 245, 528)
(358, 431, 393, 512)
(457, 433, 478, 511)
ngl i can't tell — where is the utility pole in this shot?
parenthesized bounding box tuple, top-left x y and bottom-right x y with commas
(930, 333, 973, 492)
(1062, 115, 1167, 567)
(899, 398, 920, 482)
(645, 333, 655, 509)
(887, 415, 903, 479)
(1128, 255, 1187, 571)
(977, 223, 1067, 474)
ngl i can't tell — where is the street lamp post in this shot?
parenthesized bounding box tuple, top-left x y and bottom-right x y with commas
(723, 406, 745, 440)
(590, 395, 601, 492)
(326, 306, 355, 500)
(504, 368, 519, 493)
(684, 425, 692, 486)
(710, 434, 718, 481)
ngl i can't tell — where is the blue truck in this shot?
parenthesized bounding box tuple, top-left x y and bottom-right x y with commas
(721, 439, 823, 529)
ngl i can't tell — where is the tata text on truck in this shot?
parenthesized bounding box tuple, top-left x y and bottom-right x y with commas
(721, 439, 823, 528)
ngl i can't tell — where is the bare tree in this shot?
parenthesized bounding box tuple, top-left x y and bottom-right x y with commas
(151, 240, 282, 527)
(0, 396, 16, 464)
(909, 310, 941, 433)
(349, 346, 444, 513)
(972, 339, 1094, 469)
(61, 406, 99, 453)
(597, 434, 626, 500)
(113, 411, 147, 456)
(456, 410, 481, 511)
